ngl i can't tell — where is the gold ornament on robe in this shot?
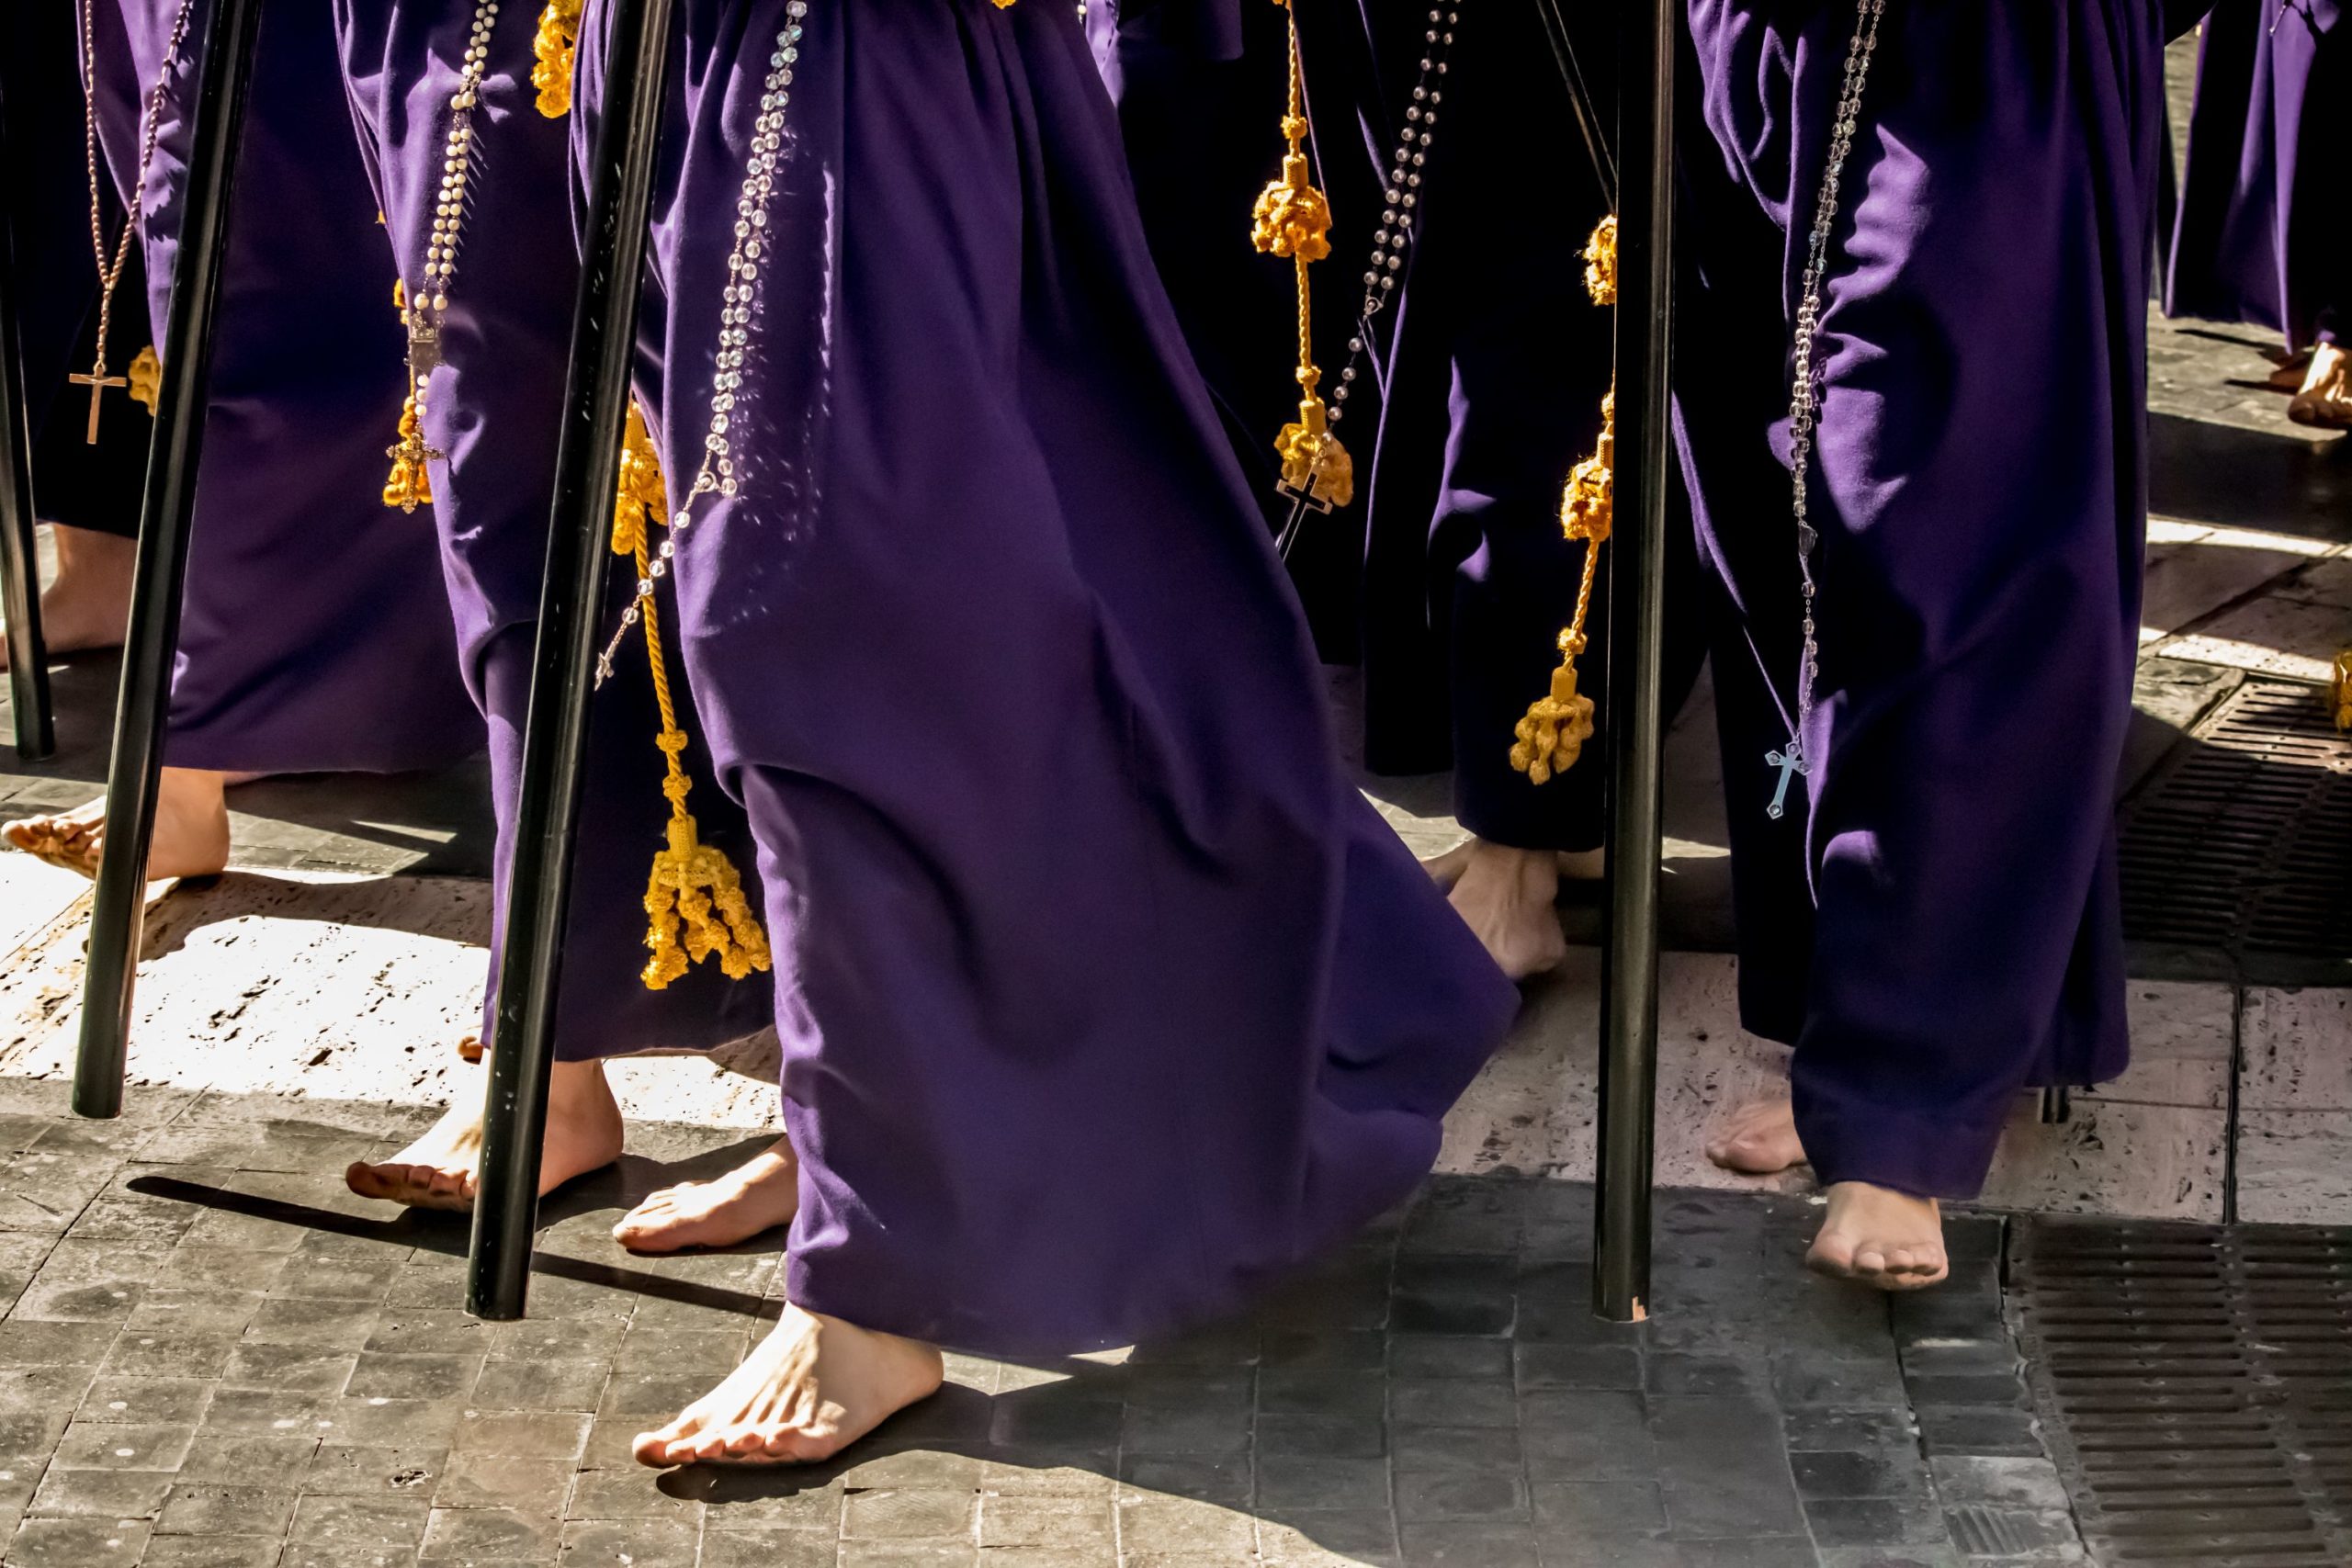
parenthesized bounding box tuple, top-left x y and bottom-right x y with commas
(382, 280, 435, 513)
(612, 403, 774, 990)
(126, 346, 162, 415)
(1512, 217, 1620, 786)
(1254, 0, 1351, 511)
(383, 393, 435, 513)
(532, 0, 583, 118)
(2334, 649, 2351, 732)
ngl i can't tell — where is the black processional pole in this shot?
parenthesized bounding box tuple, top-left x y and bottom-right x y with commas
(0, 83, 57, 761)
(467, 0, 676, 1321)
(72, 0, 266, 1119)
(0, 169, 56, 761)
(1591, 0, 1675, 1323)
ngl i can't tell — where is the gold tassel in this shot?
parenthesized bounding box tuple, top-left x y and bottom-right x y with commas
(383, 393, 435, 513)
(126, 347, 162, 415)
(1255, 0, 1351, 510)
(614, 403, 774, 990)
(2333, 649, 2350, 732)
(532, 0, 583, 118)
(383, 280, 435, 513)
(1512, 218, 1621, 785)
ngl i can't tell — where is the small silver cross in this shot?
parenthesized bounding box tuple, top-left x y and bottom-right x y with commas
(1765, 742, 1811, 821)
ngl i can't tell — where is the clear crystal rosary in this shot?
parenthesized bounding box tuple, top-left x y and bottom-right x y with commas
(596, 0, 810, 683)
(1767, 0, 1885, 821)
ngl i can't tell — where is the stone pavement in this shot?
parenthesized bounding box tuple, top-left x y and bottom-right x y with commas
(0, 1074, 2072, 1568)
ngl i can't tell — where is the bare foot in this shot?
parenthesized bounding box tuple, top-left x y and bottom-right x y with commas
(614, 1135, 801, 1253)
(345, 1056, 624, 1212)
(1424, 839, 1568, 980)
(2267, 350, 2313, 392)
(1705, 1096, 1807, 1176)
(2289, 343, 2351, 430)
(1422, 840, 1600, 889)
(2, 767, 239, 880)
(634, 1302, 943, 1468)
(0, 525, 134, 671)
(1806, 1181, 1949, 1291)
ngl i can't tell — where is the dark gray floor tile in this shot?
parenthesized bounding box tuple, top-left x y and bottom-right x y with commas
(1400, 1519, 1541, 1567)
(1391, 1423, 1521, 1473)
(1395, 1468, 1529, 1522)
(1803, 1495, 1949, 1550)
(1254, 1454, 1390, 1512)
(1531, 1479, 1668, 1534)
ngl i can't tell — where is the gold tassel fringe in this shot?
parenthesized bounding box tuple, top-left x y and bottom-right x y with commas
(1255, 0, 1351, 511)
(1512, 218, 1620, 785)
(126, 346, 161, 415)
(532, 0, 583, 118)
(613, 403, 774, 990)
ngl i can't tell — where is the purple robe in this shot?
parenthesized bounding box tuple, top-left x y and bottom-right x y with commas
(87, 0, 476, 774)
(332, 0, 771, 1061)
(575, 0, 1517, 1355)
(1677, 0, 2165, 1198)
(2166, 0, 2346, 351)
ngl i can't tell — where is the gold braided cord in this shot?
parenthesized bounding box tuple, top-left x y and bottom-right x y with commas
(613, 404, 774, 990)
(1511, 219, 1620, 786)
(531, 0, 582, 118)
(1254, 0, 1351, 510)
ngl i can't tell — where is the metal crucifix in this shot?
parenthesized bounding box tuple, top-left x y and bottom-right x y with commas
(68, 360, 129, 444)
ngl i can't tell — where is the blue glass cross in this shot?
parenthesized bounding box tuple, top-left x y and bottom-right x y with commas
(1765, 741, 1810, 821)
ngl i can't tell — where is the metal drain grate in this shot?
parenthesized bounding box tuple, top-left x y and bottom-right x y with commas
(2119, 680, 2352, 962)
(2012, 1218, 2352, 1567)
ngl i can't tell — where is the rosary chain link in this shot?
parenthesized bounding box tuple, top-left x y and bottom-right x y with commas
(1317, 5, 1460, 439)
(1782, 0, 1885, 744)
(597, 0, 811, 684)
(78, 0, 199, 385)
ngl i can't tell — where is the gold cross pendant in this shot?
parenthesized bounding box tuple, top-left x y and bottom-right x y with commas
(69, 363, 130, 445)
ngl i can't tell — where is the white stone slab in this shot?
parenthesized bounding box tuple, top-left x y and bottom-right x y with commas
(2240, 987, 2352, 1111)
(2159, 594, 2352, 685)
(2236, 1110, 2352, 1225)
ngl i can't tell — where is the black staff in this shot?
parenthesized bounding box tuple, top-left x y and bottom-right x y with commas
(0, 83, 56, 762)
(73, 0, 266, 1119)
(466, 0, 678, 1320)
(1591, 0, 1675, 1325)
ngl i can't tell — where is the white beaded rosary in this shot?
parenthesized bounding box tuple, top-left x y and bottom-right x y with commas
(404, 0, 503, 389)
(1275, 5, 1463, 557)
(1766, 0, 1885, 821)
(596, 0, 810, 684)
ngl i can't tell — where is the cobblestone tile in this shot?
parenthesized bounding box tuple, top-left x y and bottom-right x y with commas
(5, 1515, 153, 1566)
(26, 1464, 175, 1518)
(139, 1536, 287, 1568)
(153, 1482, 298, 1538)
(697, 1528, 840, 1568)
